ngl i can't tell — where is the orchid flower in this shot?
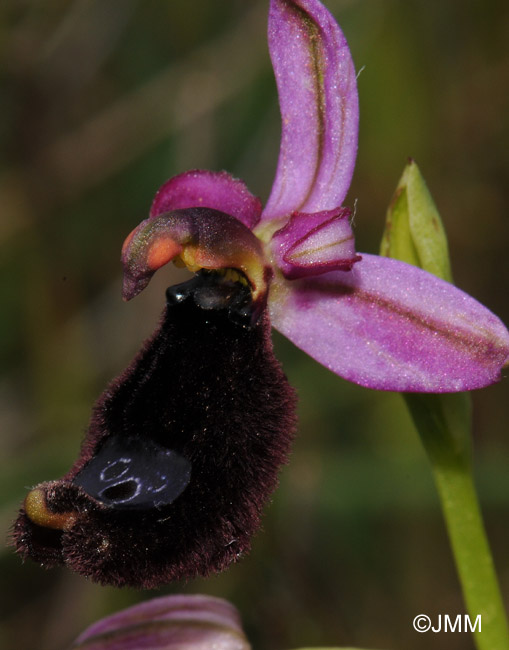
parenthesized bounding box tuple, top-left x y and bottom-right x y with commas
(68, 593, 370, 650)
(13, 0, 509, 589)
(69, 595, 251, 650)
(122, 0, 509, 394)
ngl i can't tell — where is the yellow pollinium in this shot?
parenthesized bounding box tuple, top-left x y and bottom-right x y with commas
(217, 268, 250, 287)
(176, 246, 263, 298)
(176, 246, 203, 273)
(24, 487, 77, 531)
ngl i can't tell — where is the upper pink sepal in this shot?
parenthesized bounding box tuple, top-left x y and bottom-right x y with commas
(262, 0, 359, 223)
(271, 208, 361, 279)
(150, 169, 262, 229)
(269, 254, 509, 392)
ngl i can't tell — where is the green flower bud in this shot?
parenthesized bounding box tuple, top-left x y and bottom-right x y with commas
(380, 159, 452, 283)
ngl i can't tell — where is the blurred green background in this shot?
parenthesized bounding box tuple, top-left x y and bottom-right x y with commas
(1, 1, 509, 649)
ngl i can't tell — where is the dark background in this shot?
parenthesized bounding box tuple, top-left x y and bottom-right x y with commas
(1, 1, 508, 649)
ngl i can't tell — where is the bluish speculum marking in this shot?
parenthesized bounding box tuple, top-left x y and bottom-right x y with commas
(73, 436, 191, 509)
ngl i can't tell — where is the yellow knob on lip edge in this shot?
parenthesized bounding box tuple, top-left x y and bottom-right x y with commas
(24, 487, 77, 531)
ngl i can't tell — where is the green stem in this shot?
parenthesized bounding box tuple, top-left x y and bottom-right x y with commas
(405, 393, 509, 650)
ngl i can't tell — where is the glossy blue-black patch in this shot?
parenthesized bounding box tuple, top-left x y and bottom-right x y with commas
(73, 436, 191, 509)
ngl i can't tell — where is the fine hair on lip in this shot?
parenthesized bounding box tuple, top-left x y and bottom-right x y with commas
(13, 272, 297, 588)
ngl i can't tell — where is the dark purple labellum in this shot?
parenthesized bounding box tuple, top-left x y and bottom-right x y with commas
(13, 271, 296, 588)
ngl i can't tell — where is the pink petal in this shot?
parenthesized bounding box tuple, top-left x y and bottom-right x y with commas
(261, 0, 359, 224)
(150, 170, 262, 230)
(72, 594, 250, 650)
(269, 254, 509, 392)
(271, 207, 361, 279)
